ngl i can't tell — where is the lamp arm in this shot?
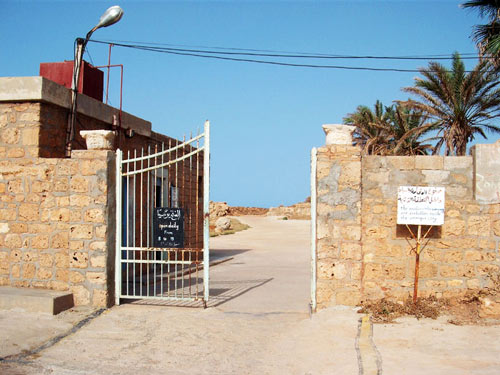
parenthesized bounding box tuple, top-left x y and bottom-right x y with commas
(66, 37, 87, 157)
(85, 28, 97, 42)
(64, 5, 123, 157)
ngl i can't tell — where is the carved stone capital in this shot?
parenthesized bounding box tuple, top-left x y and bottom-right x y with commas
(322, 124, 355, 145)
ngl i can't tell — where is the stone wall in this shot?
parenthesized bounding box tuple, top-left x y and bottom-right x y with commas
(0, 76, 204, 307)
(0, 103, 41, 159)
(267, 202, 311, 219)
(0, 147, 116, 307)
(314, 130, 500, 308)
(315, 144, 363, 306)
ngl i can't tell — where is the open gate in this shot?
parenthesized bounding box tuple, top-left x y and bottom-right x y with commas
(115, 121, 210, 306)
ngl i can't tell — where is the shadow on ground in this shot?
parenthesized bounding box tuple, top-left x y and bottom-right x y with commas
(210, 248, 250, 261)
(125, 278, 273, 308)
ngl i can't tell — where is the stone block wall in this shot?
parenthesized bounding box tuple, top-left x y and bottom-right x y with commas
(315, 137, 500, 308)
(267, 202, 311, 219)
(316, 144, 363, 306)
(0, 147, 116, 307)
(0, 77, 205, 306)
(0, 103, 42, 159)
(0, 102, 112, 159)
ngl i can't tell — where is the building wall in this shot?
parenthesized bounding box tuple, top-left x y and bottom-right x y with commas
(315, 141, 500, 308)
(0, 77, 205, 306)
(0, 102, 115, 306)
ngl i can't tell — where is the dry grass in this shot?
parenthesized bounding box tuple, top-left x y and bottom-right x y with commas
(359, 272, 500, 325)
(359, 297, 443, 323)
(209, 218, 250, 237)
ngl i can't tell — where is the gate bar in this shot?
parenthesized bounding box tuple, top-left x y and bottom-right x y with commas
(122, 133, 204, 164)
(203, 120, 210, 305)
(310, 147, 317, 313)
(115, 148, 123, 306)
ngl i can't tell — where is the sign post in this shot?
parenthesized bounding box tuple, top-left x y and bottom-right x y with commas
(397, 186, 445, 303)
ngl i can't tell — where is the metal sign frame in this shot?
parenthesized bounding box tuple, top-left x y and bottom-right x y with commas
(397, 185, 445, 303)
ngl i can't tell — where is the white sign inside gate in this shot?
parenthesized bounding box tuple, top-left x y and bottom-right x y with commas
(397, 186, 445, 225)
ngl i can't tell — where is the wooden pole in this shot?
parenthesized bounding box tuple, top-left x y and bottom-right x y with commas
(413, 225, 422, 304)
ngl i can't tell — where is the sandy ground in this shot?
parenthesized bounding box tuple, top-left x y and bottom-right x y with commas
(374, 316, 500, 375)
(1, 216, 500, 374)
(0, 306, 96, 358)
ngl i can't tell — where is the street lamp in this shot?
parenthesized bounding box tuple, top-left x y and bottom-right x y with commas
(65, 5, 124, 157)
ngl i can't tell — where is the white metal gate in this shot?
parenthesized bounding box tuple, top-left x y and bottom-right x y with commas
(115, 121, 210, 306)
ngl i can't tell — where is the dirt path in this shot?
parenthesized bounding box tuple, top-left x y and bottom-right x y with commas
(209, 215, 311, 313)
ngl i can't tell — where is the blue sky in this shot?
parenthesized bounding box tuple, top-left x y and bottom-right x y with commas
(0, 1, 493, 207)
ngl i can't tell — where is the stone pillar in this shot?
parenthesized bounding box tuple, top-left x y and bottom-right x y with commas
(471, 140, 500, 203)
(68, 150, 116, 307)
(315, 124, 362, 308)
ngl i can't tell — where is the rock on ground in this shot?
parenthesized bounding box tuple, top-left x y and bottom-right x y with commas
(215, 216, 231, 231)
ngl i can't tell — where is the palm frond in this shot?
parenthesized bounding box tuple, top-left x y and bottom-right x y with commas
(402, 53, 500, 155)
(461, 1, 500, 20)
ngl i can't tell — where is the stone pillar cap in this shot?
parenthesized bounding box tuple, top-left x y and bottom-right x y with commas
(322, 124, 356, 145)
(80, 130, 116, 150)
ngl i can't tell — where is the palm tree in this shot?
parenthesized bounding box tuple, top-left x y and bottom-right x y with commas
(402, 52, 500, 156)
(462, 1, 500, 64)
(386, 105, 436, 156)
(344, 101, 434, 155)
(344, 100, 393, 155)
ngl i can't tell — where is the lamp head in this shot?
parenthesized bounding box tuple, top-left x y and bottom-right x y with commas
(94, 5, 124, 31)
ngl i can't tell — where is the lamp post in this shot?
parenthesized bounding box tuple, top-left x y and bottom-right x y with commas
(65, 5, 124, 157)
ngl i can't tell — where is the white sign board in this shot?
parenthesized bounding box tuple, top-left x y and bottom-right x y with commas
(397, 186, 445, 226)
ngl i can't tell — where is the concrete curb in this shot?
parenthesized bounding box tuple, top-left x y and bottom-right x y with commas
(0, 287, 73, 315)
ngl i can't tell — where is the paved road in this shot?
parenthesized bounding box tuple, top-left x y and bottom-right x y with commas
(1, 216, 500, 374)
